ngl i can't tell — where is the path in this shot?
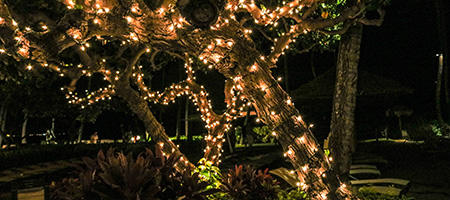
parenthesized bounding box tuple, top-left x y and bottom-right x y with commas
(0, 158, 82, 199)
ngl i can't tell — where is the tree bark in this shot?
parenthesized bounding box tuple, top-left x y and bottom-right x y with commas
(328, 23, 363, 181)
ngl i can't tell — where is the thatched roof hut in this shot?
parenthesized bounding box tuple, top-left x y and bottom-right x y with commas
(290, 69, 414, 100)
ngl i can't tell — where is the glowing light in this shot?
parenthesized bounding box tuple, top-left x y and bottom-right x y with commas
(126, 16, 133, 23)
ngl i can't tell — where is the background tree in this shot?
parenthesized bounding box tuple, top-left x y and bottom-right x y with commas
(328, 4, 385, 181)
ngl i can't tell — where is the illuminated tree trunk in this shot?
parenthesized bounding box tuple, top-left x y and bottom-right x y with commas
(210, 28, 354, 199)
(329, 23, 362, 181)
(236, 62, 350, 199)
(114, 81, 193, 170)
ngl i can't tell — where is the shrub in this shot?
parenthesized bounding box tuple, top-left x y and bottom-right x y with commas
(220, 165, 279, 200)
(51, 147, 218, 200)
(357, 187, 410, 200)
(277, 189, 309, 200)
(195, 158, 222, 190)
(253, 126, 276, 143)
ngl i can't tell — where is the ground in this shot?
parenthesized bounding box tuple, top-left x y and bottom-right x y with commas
(358, 140, 450, 200)
(1, 140, 449, 199)
(221, 140, 450, 200)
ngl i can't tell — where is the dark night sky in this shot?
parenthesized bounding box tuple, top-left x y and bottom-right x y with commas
(360, 0, 447, 114)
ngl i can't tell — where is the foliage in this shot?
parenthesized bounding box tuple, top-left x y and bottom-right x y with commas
(253, 126, 276, 143)
(220, 165, 280, 200)
(357, 187, 410, 200)
(51, 147, 218, 200)
(234, 126, 243, 144)
(404, 117, 439, 144)
(195, 158, 222, 189)
(277, 189, 309, 200)
(431, 120, 442, 136)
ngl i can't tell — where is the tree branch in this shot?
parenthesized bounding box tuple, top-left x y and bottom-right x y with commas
(358, 8, 386, 26)
(123, 46, 147, 81)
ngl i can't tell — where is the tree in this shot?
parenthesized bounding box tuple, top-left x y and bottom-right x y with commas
(328, 7, 385, 181)
(0, 0, 386, 198)
(434, 0, 449, 136)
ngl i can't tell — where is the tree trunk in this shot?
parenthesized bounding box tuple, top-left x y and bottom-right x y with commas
(436, 53, 448, 134)
(114, 81, 193, 170)
(185, 97, 190, 141)
(77, 122, 84, 143)
(435, 0, 449, 135)
(21, 112, 28, 144)
(328, 23, 363, 181)
(311, 52, 317, 78)
(0, 101, 7, 148)
(199, 22, 355, 199)
(234, 62, 350, 199)
(176, 99, 182, 141)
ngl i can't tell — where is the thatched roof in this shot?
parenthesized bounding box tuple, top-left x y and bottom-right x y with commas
(290, 69, 414, 100)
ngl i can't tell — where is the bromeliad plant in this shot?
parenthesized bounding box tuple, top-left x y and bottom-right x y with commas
(220, 165, 280, 200)
(51, 147, 217, 200)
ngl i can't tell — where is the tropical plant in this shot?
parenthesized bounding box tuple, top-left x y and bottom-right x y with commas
(51, 147, 218, 200)
(220, 165, 280, 200)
